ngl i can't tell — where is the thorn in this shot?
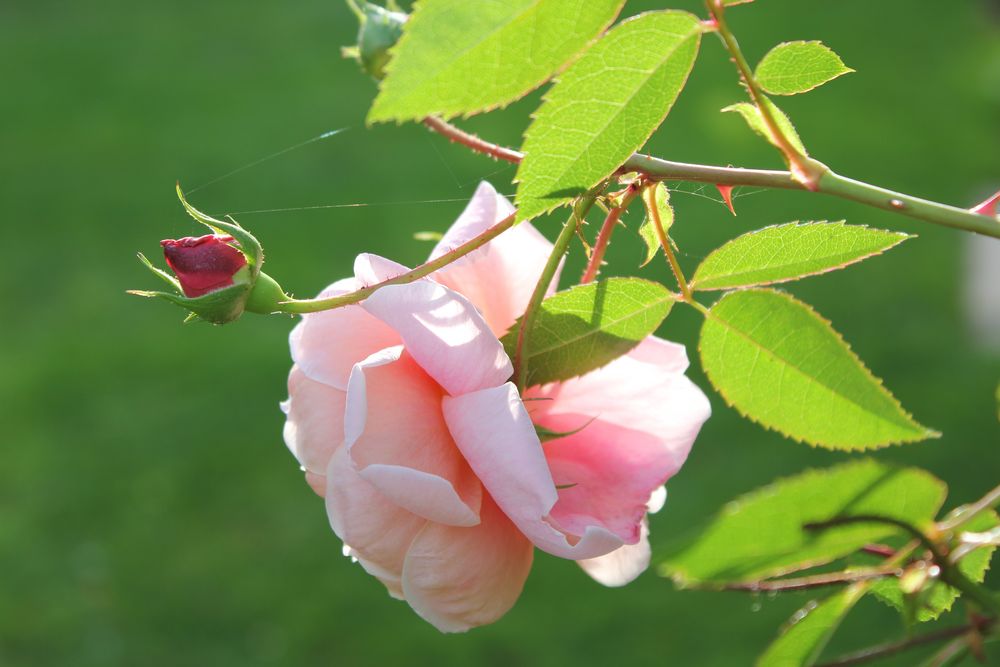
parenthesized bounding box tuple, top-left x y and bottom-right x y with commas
(970, 189, 1000, 217)
(716, 184, 737, 216)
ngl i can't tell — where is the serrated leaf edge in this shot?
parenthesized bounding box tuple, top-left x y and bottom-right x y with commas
(513, 10, 702, 223)
(368, 0, 627, 124)
(690, 221, 912, 291)
(698, 288, 939, 450)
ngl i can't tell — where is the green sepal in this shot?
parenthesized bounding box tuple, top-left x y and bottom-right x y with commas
(128, 283, 251, 325)
(137, 252, 181, 291)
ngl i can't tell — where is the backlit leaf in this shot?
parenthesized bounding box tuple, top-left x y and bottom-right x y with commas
(659, 460, 947, 585)
(691, 222, 909, 291)
(515, 11, 703, 222)
(368, 0, 625, 122)
(723, 98, 807, 156)
(699, 289, 936, 449)
(756, 41, 853, 96)
(757, 585, 869, 667)
(501, 277, 675, 387)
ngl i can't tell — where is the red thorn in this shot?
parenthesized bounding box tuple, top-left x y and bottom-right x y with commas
(970, 189, 1000, 217)
(716, 184, 737, 216)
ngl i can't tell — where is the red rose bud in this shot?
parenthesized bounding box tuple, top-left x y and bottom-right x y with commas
(161, 234, 249, 297)
(130, 185, 290, 324)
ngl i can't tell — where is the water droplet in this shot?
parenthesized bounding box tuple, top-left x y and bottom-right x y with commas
(889, 199, 905, 210)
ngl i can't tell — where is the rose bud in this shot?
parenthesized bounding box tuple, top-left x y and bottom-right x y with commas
(342, 1, 406, 80)
(130, 185, 289, 324)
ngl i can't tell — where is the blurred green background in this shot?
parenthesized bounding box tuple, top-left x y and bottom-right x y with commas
(2, 1, 998, 665)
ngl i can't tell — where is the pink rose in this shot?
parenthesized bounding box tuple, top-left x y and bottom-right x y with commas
(281, 182, 710, 632)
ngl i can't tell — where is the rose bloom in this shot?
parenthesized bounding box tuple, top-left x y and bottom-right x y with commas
(281, 182, 710, 632)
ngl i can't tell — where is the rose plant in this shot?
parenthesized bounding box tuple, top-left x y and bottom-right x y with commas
(133, 1, 1000, 663)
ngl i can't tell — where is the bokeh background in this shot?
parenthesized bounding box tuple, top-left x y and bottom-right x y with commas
(2, 0, 999, 664)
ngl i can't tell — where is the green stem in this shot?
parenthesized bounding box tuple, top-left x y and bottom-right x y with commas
(819, 170, 1000, 238)
(514, 191, 601, 392)
(643, 183, 693, 302)
(423, 117, 1000, 239)
(939, 482, 1000, 532)
(706, 0, 824, 188)
(279, 212, 516, 313)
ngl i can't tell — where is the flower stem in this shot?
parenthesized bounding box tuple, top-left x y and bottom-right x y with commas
(278, 212, 516, 313)
(939, 482, 1000, 532)
(580, 182, 642, 283)
(422, 116, 1000, 239)
(712, 567, 899, 594)
(514, 190, 601, 392)
(643, 183, 693, 302)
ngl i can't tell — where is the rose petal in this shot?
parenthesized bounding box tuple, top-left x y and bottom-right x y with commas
(289, 277, 401, 390)
(344, 349, 481, 527)
(531, 337, 710, 472)
(281, 365, 347, 481)
(325, 447, 426, 596)
(361, 280, 512, 396)
(442, 383, 624, 560)
(577, 519, 651, 587)
(430, 181, 560, 334)
(402, 496, 533, 633)
(525, 340, 709, 544)
(354, 253, 409, 286)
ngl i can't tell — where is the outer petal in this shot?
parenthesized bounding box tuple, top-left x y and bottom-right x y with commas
(361, 280, 512, 396)
(344, 349, 482, 527)
(289, 277, 400, 390)
(577, 489, 662, 587)
(325, 447, 426, 597)
(577, 520, 651, 588)
(532, 336, 710, 473)
(281, 365, 347, 484)
(429, 181, 559, 334)
(354, 253, 409, 286)
(402, 496, 533, 633)
(442, 383, 623, 560)
(526, 338, 710, 546)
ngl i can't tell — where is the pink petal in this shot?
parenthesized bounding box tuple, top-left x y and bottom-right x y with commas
(577, 519, 651, 587)
(344, 349, 482, 527)
(360, 280, 512, 396)
(442, 383, 624, 560)
(281, 365, 347, 483)
(354, 253, 409, 286)
(402, 496, 533, 633)
(430, 181, 561, 334)
(289, 277, 400, 390)
(531, 336, 710, 472)
(325, 446, 426, 597)
(526, 339, 710, 545)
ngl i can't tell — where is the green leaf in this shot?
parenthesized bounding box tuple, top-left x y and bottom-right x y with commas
(723, 98, 807, 156)
(691, 222, 910, 291)
(756, 41, 854, 96)
(659, 459, 947, 585)
(699, 289, 936, 449)
(757, 585, 869, 667)
(514, 11, 703, 222)
(367, 0, 625, 122)
(868, 510, 999, 622)
(501, 277, 675, 387)
(639, 182, 673, 267)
